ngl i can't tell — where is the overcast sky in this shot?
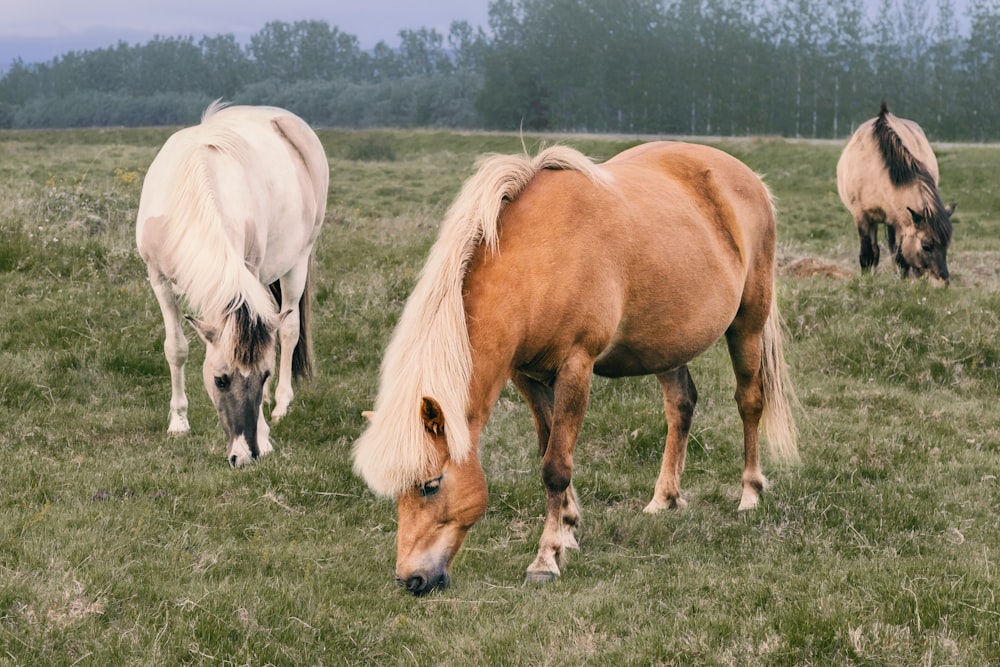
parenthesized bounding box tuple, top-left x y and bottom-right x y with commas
(0, 0, 493, 68)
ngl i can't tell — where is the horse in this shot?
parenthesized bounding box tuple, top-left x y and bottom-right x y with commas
(352, 141, 799, 595)
(136, 102, 328, 466)
(837, 102, 955, 282)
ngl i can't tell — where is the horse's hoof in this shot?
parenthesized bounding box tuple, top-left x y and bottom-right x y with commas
(643, 496, 687, 514)
(525, 570, 559, 585)
(167, 418, 190, 435)
(737, 491, 760, 512)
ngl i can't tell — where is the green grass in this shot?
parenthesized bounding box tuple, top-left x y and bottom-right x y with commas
(1, 127, 998, 665)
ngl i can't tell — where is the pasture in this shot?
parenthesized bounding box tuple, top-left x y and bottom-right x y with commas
(0, 126, 998, 665)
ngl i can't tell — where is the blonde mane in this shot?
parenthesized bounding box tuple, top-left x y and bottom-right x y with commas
(352, 146, 608, 498)
(154, 110, 277, 333)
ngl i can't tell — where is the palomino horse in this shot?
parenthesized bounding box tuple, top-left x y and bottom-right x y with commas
(837, 102, 954, 282)
(136, 102, 328, 466)
(353, 141, 799, 595)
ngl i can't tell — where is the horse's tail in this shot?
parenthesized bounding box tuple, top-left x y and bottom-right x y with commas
(292, 262, 315, 381)
(760, 287, 800, 465)
(267, 262, 315, 383)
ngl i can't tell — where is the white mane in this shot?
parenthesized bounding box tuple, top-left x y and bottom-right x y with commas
(352, 145, 607, 498)
(152, 110, 276, 327)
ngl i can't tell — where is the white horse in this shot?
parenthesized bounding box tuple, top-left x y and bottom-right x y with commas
(136, 102, 328, 466)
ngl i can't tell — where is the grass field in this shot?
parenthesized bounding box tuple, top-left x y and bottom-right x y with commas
(1, 125, 999, 665)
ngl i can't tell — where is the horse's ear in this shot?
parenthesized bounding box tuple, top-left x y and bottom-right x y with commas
(907, 207, 926, 228)
(185, 315, 216, 344)
(420, 397, 446, 437)
(945, 202, 957, 219)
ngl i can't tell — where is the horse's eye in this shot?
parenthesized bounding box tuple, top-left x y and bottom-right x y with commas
(214, 375, 230, 390)
(419, 476, 443, 497)
(921, 241, 934, 253)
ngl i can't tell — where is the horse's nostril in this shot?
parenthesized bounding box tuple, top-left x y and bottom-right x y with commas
(229, 454, 238, 467)
(401, 571, 450, 596)
(405, 574, 427, 595)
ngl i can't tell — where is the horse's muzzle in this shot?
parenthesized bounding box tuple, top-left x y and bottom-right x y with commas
(397, 570, 451, 596)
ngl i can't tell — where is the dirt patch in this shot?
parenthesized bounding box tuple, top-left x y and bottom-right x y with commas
(778, 256, 853, 280)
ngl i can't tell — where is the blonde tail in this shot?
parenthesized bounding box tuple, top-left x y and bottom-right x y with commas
(760, 292, 800, 464)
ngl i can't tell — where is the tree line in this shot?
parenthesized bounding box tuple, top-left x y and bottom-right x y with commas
(2, 0, 999, 140)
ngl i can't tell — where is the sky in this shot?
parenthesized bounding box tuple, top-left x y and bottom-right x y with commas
(0, 0, 494, 68)
(0, 0, 975, 71)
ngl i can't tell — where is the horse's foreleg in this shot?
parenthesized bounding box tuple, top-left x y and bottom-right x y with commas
(645, 366, 697, 513)
(271, 306, 299, 421)
(148, 271, 190, 434)
(726, 329, 767, 512)
(525, 352, 591, 583)
(271, 269, 308, 421)
(857, 214, 881, 271)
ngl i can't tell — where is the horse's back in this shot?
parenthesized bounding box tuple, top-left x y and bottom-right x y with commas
(137, 104, 328, 286)
(463, 141, 775, 378)
(837, 111, 938, 218)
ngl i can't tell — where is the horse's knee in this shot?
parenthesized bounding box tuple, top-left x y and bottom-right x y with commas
(542, 456, 572, 493)
(164, 333, 188, 366)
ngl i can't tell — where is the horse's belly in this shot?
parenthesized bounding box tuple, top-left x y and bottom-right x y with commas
(593, 332, 719, 378)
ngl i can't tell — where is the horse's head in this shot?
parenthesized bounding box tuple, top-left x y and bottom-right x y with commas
(386, 397, 488, 596)
(187, 305, 282, 466)
(896, 204, 955, 284)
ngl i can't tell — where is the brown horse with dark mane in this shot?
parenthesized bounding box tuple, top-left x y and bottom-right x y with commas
(353, 141, 798, 595)
(837, 102, 955, 282)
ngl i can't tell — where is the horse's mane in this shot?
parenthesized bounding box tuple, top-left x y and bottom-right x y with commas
(873, 102, 953, 246)
(352, 146, 609, 498)
(156, 104, 277, 363)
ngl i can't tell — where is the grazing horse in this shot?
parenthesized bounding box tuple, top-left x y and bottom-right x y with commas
(136, 102, 328, 466)
(837, 102, 954, 282)
(353, 141, 798, 595)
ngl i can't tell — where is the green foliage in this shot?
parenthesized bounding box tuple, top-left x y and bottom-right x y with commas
(1, 127, 999, 664)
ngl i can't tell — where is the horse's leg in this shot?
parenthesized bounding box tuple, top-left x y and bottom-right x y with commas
(886, 223, 898, 255)
(513, 373, 580, 551)
(525, 351, 592, 583)
(644, 365, 698, 513)
(147, 270, 190, 434)
(857, 213, 880, 271)
(257, 403, 272, 456)
(725, 322, 768, 512)
(271, 263, 308, 421)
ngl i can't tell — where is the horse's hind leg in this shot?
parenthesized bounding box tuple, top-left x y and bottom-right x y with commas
(521, 351, 592, 583)
(147, 270, 190, 434)
(644, 365, 697, 513)
(857, 213, 881, 271)
(513, 372, 580, 550)
(725, 321, 768, 512)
